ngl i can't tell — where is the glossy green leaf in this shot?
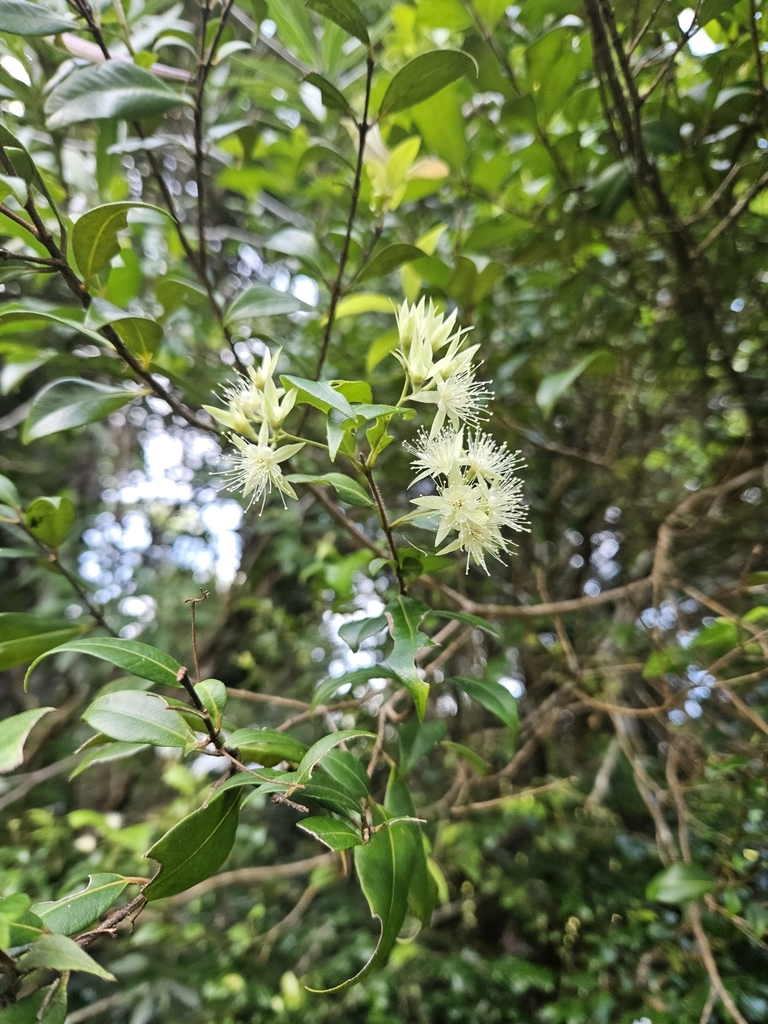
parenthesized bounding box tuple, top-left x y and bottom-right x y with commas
(356, 244, 425, 284)
(306, 0, 369, 46)
(319, 748, 370, 801)
(385, 596, 434, 720)
(287, 472, 374, 507)
(398, 719, 447, 774)
(298, 816, 362, 850)
(280, 375, 355, 418)
(226, 728, 308, 766)
(309, 815, 416, 992)
(0, 707, 55, 774)
(24, 495, 75, 549)
(0, 614, 88, 673)
(18, 933, 115, 981)
(224, 283, 309, 323)
(646, 863, 717, 904)
(8, 908, 46, 947)
(338, 615, 388, 653)
(295, 729, 375, 784)
(303, 72, 355, 118)
(70, 741, 149, 779)
(310, 666, 387, 709)
(25, 636, 182, 690)
(195, 679, 227, 731)
(73, 204, 170, 282)
(453, 676, 519, 739)
(45, 62, 191, 131)
(0, 0, 74, 35)
(32, 874, 131, 935)
(301, 775, 364, 818)
(425, 609, 500, 637)
(143, 790, 241, 901)
(23, 379, 139, 443)
(82, 692, 195, 748)
(536, 351, 602, 419)
(384, 769, 435, 926)
(378, 50, 477, 118)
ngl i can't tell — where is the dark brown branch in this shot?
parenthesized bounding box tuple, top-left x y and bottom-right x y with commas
(176, 666, 224, 749)
(363, 466, 406, 594)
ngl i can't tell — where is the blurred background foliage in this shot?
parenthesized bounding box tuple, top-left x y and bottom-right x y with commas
(1, 0, 768, 1019)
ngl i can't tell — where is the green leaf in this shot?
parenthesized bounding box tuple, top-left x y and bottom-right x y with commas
(280, 375, 355, 418)
(32, 874, 131, 935)
(25, 636, 182, 690)
(287, 472, 374, 507)
(301, 775, 364, 818)
(265, 228, 321, 264)
(309, 816, 417, 992)
(298, 816, 363, 850)
(295, 730, 375, 784)
(194, 679, 227, 731)
(224, 283, 309, 323)
(143, 790, 241, 901)
(0, 707, 55, 774)
(356, 244, 425, 284)
(338, 615, 388, 653)
(333, 293, 395, 319)
(425, 609, 500, 638)
(442, 740, 489, 776)
(646, 863, 717, 904)
(0, 472, 20, 508)
(23, 379, 139, 443)
(226, 728, 308, 767)
(70, 741, 149, 779)
(310, 666, 387, 709)
(378, 50, 477, 118)
(384, 769, 435, 926)
(18, 933, 115, 982)
(366, 329, 400, 372)
(73, 203, 170, 283)
(319, 748, 370, 801)
(385, 596, 434, 720)
(453, 676, 519, 739)
(303, 72, 355, 118)
(535, 352, 603, 419)
(306, 0, 370, 46)
(398, 719, 447, 774)
(0, 0, 74, 35)
(82, 692, 195, 748)
(24, 496, 75, 549)
(0, 615, 89, 673)
(8, 909, 46, 947)
(45, 62, 191, 131)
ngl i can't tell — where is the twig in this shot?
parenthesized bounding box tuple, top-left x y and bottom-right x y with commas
(176, 666, 223, 749)
(225, 688, 310, 710)
(184, 589, 210, 683)
(692, 167, 768, 257)
(688, 903, 748, 1023)
(449, 778, 574, 816)
(256, 885, 318, 962)
(75, 894, 147, 949)
(363, 466, 406, 594)
(367, 688, 407, 778)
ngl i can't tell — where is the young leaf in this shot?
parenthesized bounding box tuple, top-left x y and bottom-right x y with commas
(226, 728, 308, 767)
(306, 0, 370, 46)
(355, 244, 425, 284)
(23, 379, 139, 443)
(224, 283, 309, 323)
(25, 636, 182, 690)
(24, 496, 75, 549)
(70, 741, 149, 779)
(453, 676, 518, 739)
(385, 596, 434, 720)
(45, 62, 191, 131)
(295, 730, 375, 784)
(378, 50, 477, 119)
(398, 719, 447, 775)
(303, 72, 355, 118)
(0, 707, 55, 774)
(143, 790, 241, 901)
(310, 666, 387, 709)
(286, 472, 374, 507)
(338, 615, 388, 653)
(32, 874, 132, 935)
(18, 933, 115, 981)
(82, 692, 195, 748)
(194, 679, 227, 731)
(73, 203, 170, 282)
(425, 609, 500, 638)
(0, 0, 74, 34)
(645, 863, 717, 905)
(298, 816, 363, 851)
(308, 816, 416, 993)
(0, 613, 88, 673)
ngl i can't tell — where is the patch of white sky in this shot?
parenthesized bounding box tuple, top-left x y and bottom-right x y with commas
(678, 8, 723, 54)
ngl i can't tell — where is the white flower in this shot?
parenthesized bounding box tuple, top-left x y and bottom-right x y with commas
(411, 365, 491, 437)
(464, 431, 525, 483)
(485, 472, 528, 535)
(249, 345, 282, 390)
(405, 427, 464, 483)
(394, 299, 471, 387)
(262, 374, 297, 429)
(223, 421, 304, 512)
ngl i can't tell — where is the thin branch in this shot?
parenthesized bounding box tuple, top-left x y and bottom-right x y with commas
(176, 666, 224, 749)
(689, 900, 749, 1024)
(584, 735, 621, 813)
(363, 466, 406, 594)
(692, 166, 768, 257)
(449, 778, 575, 816)
(256, 885, 318, 962)
(184, 589, 210, 683)
(0, 756, 79, 813)
(75, 894, 147, 949)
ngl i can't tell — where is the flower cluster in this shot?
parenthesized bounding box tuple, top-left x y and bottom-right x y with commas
(393, 300, 528, 572)
(204, 347, 303, 512)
